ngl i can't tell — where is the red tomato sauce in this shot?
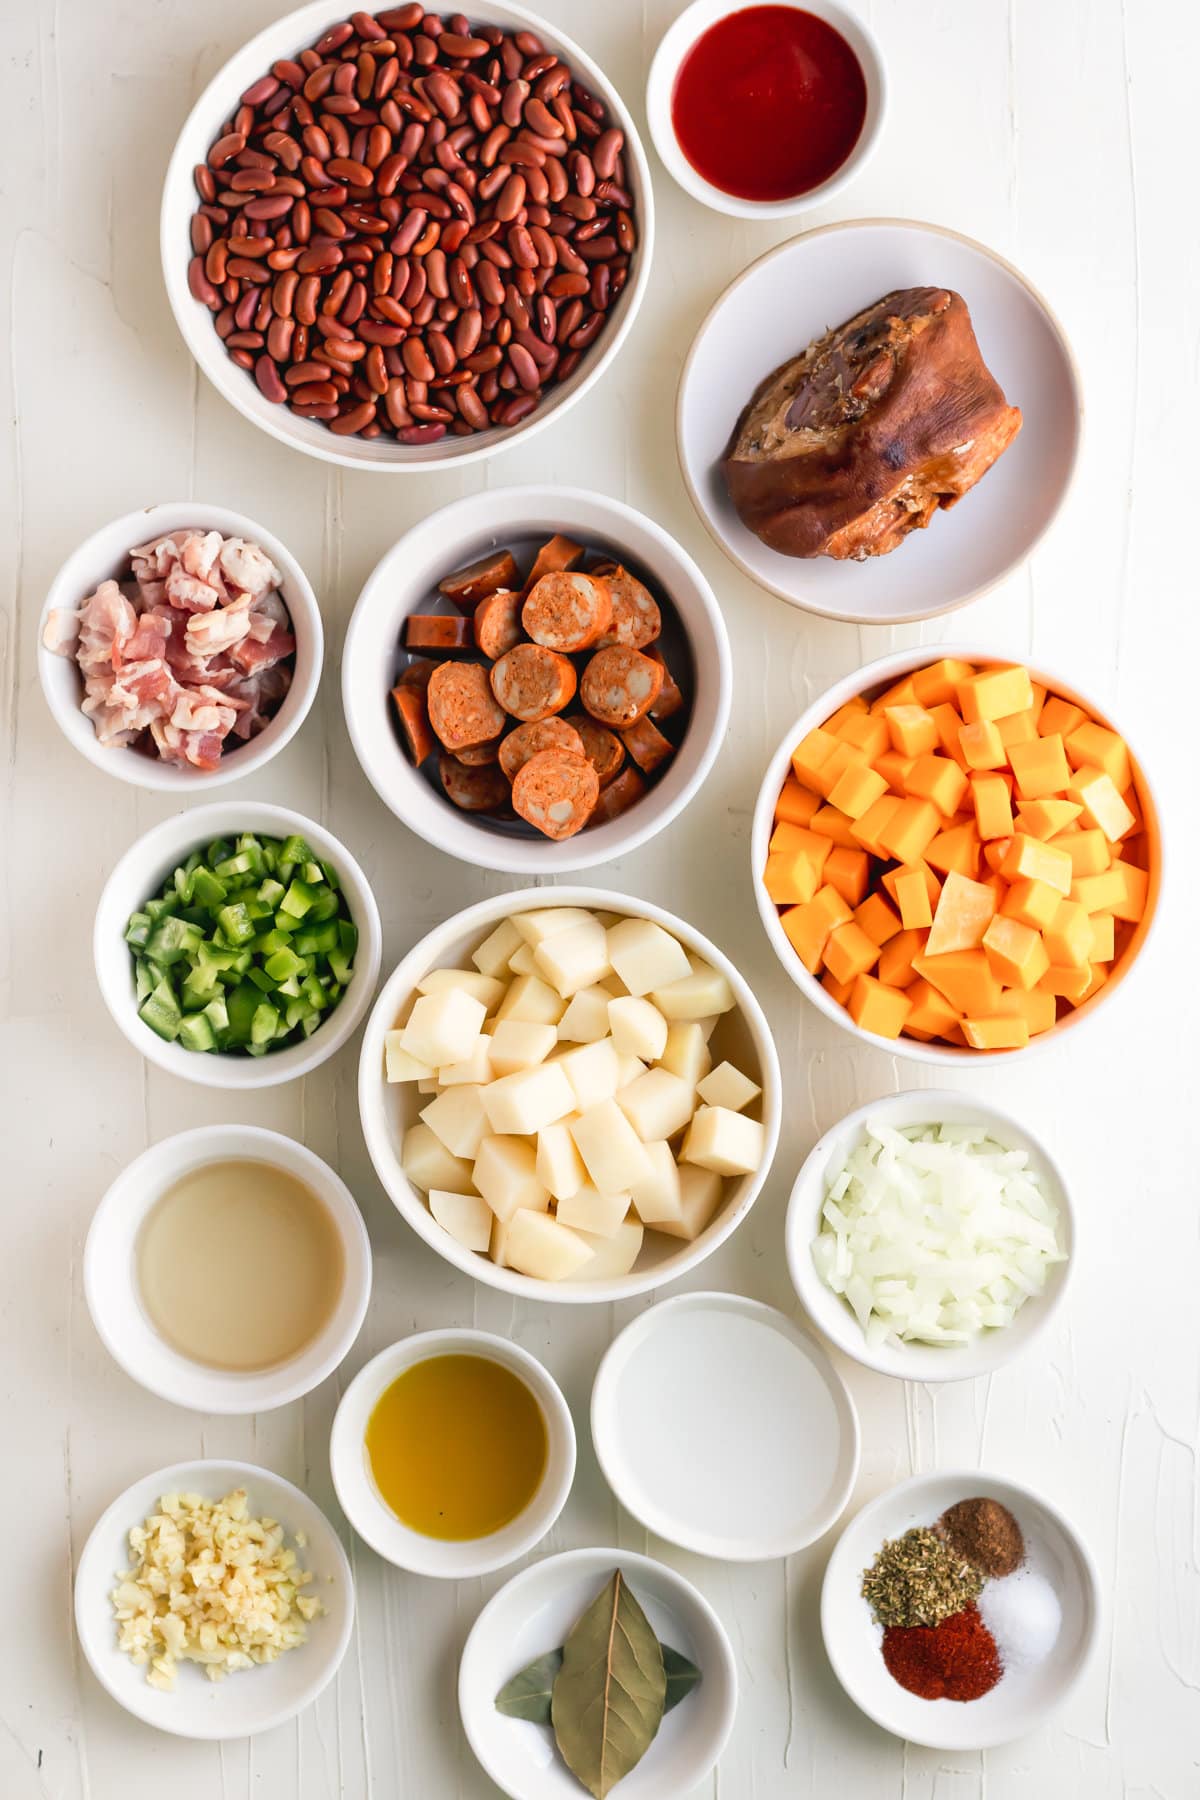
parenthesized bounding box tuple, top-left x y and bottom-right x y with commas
(671, 6, 868, 203)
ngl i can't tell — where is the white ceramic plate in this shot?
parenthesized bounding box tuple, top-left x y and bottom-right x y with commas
(821, 1469, 1099, 1749)
(677, 219, 1082, 622)
(591, 1292, 859, 1560)
(74, 1459, 354, 1739)
(459, 1546, 737, 1800)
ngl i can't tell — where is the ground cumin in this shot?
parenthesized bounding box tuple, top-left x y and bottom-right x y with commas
(939, 1496, 1024, 1578)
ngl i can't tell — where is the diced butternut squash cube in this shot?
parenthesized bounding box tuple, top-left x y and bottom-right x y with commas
(1079, 961, 1110, 1002)
(871, 674, 920, 713)
(770, 819, 825, 857)
(1065, 721, 1131, 791)
(849, 794, 902, 857)
(982, 838, 1012, 874)
(890, 864, 935, 931)
(1038, 962, 1092, 1000)
(878, 798, 941, 863)
(780, 885, 853, 973)
(853, 891, 902, 947)
(827, 760, 889, 820)
(1071, 868, 1127, 913)
(962, 1015, 1030, 1050)
(925, 821, 981, 879)
(1001, 877, 1063, 931)
(1054, 828, 1111, 877)
(925, 870, 998, 956)
(835, 709, 889, 759)
(982, 915, 1049, 990)
(996, 707, 1039, 748)
(884, 704, 938, 757)
(1038, 695, 1085, 739)
(775, 776, 821, 827)
(912, 949, 1002, 1016)
(958, 719, 1007, 770)
(822, 846, 871, 907)
(791, 727, 839, 790)
(912, 657, 976, 708)
(874, 750, 917, 791)
(808, 804, 859, 848)
(878, 928, 926, 989)
(1068, 767, 1136, 842)
(1089, 912, 1116, 961)
(763, 846, 823, 906)
(1043, 898, 1092, 969)
(956, 664, 1034, 723)
(903, 977, 960, 1038)
(821, 969, 854, 1006)
(822, 920, 881, 985)
(929, 703, 971, 771)
(847, 974, 912, 1039)
(883, 857, 941, 907)
(905, 753, 970, 817)
(1016, 798, 1082, 840)
(995, 986, 1057, 1036)
(1000, 834, 1073, 895)
(971, 773, 1014, 841)
(1007, 733, 1072, 800)
(812, 739, 864, 799)
(825, 695, 868, 732)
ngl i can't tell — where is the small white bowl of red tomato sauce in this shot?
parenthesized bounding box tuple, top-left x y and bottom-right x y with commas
(646, 0, 886, 221)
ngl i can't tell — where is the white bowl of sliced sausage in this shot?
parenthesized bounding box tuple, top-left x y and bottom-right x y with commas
(341, 485, 732, 872)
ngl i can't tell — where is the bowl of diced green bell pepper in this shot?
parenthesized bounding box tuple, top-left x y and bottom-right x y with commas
(95, 803, 382, 1087)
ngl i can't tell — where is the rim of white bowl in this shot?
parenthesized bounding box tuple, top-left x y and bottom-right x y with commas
(84, 1125, 372, 1413)
(341, 484, 733, 874)
(676, 218, 1085, 621)
(357, 884, 783, 1302)
(329, 1329, 576, 1577)
(785, 1088, 1076, 1382)
(37, 502, 323, 791)
(94, 801, 382, 1089)
(750, 643, 1162, 1063)
(160, 0, 655, 472)
(646, 0, 887, 220)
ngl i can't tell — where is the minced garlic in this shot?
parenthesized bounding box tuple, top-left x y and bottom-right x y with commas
(110, 1488, 323, 1690)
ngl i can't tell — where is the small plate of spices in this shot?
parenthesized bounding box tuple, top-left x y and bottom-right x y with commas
(821, 1470, 1098, 1749)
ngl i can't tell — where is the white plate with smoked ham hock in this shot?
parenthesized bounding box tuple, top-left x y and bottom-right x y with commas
(677, 219, 1082, 624)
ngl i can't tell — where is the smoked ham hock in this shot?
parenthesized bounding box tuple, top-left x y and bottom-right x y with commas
(722, 287, 1022, 561)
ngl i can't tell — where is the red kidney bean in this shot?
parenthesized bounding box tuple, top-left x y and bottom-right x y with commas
(254, 354, 288, 401)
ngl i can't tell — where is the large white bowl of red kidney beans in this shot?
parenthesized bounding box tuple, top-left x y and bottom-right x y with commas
(160, 0, 654, 469)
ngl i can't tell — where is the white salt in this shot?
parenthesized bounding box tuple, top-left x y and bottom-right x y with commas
(979, 1566, 1062, 1668)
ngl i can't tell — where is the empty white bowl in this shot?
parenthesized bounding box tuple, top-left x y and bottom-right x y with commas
(85, 1124, 372, 1413)
(94, 801, 382, 1089)
(38, 502, 322, 790)
(459, 1545, 737, 1800)
(329, 1329, 575, 1578)
(357, 885, 782, 1302)
(646, 0, 886, 220)
(342, 485, 731, 875)
(160, 0, 654, 473)
(786, 1090, 1074, 1382)
(678, 219, 1082, 622)
(821, 1468, 1099, 1749)
(74, 1458, 354, 1739)
(751, 644, 1161, 1063)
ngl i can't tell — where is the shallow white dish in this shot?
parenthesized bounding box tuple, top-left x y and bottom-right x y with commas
(94, 801, 382, 1089)
(329, 1329, 575, 1578)
(357, 886, 782, 1302)
(74, 1458, 354, 1740)
(821, 1468, 1099, 1749)
(459, 1545, 737, 1800)
(160, 0, 654, 473)
(646, 0, 886, 220)
(342, 486, 731, 874)
(85, 1125, 372, 1413)
(38, 501, 322, 790)
(677, 219, 1082, 622)
(591, 1291, 859, 1560)
(750, 644, 1161, 1062)
(786, 1090, 1074, 1382)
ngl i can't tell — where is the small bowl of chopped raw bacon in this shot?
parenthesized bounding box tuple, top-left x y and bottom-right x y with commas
(38, 503, 322, 789)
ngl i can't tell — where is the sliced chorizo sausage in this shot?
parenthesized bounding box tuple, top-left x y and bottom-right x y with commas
(646, 645, 685, 721)
(526, 533, 583, 586)
(454, 736, 502, 766)
(511, 749, 599, 840)
(490, 642, 577, 722)
(405, 612, 474, 650)
(497, 716, 585, 781)
(438, 548, 518, 611)
(590, 764, 648, 823)
(473, 586, 525, 660)
(595, 567, 661, 649)
(522, 569, 613, 653)
(427, 660, 509, 751)
(619, 714, 675, 775)
(439, 750, 511, 812)
(580, 645, 664, 728)
(391, 664, 436, 766)
(564, 712, 624, 786)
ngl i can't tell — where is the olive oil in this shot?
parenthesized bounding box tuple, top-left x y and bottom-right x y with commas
(365, 1354, 547, 1539)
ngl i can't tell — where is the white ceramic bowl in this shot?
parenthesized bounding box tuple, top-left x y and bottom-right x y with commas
(38, 502, 322, 791)
(74, 1458, 354, 1739)
(786, 1090, 1074, 1382)
(592, 1291, 860, 1561)
(94, 801, 383, 1089)
(752, 645, 1161, 1063)
(358, 885, 782, 1301)
(821, 1468, 1100, 1749)
(330, 1329, 575, 1577)
(646, 0, 886, 220)
(342, 486, 732, 875)
(85, 1125, 372, 1413)
(678, 219, 1082, 622)
(459, 1546, 737, 1800)
(160, 0, 654, 473)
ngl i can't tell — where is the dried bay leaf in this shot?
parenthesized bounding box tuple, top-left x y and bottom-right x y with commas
(495, 1647, 564, 1721)
(551, 1570, 666, 1799)
(662, 1644, 702, 1713)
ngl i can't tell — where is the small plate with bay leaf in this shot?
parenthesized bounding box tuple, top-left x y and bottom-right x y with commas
(459, 1546, 737, 1799)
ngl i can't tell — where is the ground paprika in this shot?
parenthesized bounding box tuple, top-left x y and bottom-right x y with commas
(881, 1604, 1002, 1701)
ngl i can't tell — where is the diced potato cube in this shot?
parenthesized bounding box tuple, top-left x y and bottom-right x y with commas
(416, 967, 506, 1012)
(659, 1021, 713, 1088)
(417, 1078, 438, 1095)
(505, 1209, 594, 1281)
(651, 961, 735, 1020)
(557, 1038, 622, 1109)
(384, 1031, 434, 1084)
(629, 1140, 683, 1226)
(605, 918, 691, 996)
(507, 942, 539, 976)
(556, 1183, 632, 1238)
(536, 1120, 586, 1202)
(570, 1101, 655, 1193)
(401, 1123, 475, 1195)
(471, 918, 522, 978)
(496, 974, 566, 1025)
(429, 1189, 492, 1253)
(399, 988, 487, 1068)
(557, 985, 613, 1043)
(652, 1165, 725, 1241)
(473, 1137, 549, 1222)
(565, 1218, 644, 1280)
(534, 918, 612, 998)
(617, 1068, 696, 1142)
(681, 1106, 765, 1176)
(489, 1213, 514, 1268)
(420, 1085, 488, 1159)
(437, 1038, 493, 1087)
(481, 1064, 575, 1136)
(488, 1019, 557, 1077)
(696, 1062, 761, 1112)
(607, 996, 669, 1062)
(513, 907, 596, 945)
(616, 1053, 647, 1090)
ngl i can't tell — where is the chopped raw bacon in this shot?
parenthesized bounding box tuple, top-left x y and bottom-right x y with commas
(231, 624, 295, 675)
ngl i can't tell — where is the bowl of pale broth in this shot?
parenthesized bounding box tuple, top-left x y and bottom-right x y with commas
(84, 1124, 372, 1413)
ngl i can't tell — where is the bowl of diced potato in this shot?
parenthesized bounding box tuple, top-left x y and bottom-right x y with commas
(752, 647, 1161, 1061)
(358, 888, 782, 1301)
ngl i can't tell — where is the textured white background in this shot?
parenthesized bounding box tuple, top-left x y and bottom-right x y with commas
(2, 0, 1196, 1794)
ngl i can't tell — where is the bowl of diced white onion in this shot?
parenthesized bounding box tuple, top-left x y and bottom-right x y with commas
(786, 1089, 1073, 1380)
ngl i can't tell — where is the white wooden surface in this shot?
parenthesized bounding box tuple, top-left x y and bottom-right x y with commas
(2, 0, 1195, 1794)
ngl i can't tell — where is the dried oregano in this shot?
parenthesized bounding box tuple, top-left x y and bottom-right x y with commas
(861, 1526, 984, 1629)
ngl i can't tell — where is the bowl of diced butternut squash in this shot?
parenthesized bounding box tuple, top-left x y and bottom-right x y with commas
(752, 650, 1159, 1059)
